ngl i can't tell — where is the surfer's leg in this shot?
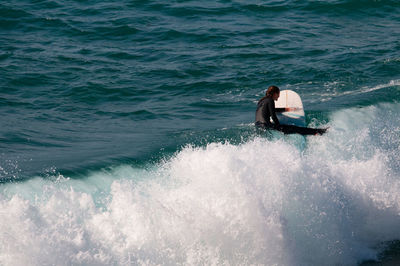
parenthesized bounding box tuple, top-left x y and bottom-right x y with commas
(278, 125, 327, 135)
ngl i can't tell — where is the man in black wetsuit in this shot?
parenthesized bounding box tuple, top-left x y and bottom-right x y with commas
(255, 85, 327, 135)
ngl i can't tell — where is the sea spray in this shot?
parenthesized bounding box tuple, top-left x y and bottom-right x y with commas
(2, 104, 400, 265)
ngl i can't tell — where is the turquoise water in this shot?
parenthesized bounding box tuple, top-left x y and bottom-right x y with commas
(1, 0, 400, 265)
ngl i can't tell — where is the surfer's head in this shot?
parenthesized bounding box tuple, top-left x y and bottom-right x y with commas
(266, 85, 280, 101)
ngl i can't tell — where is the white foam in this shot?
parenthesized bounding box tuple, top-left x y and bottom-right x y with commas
(308, 79, 400, 103)
(359, 79, 400, 94)
(1, 103, 400, 265)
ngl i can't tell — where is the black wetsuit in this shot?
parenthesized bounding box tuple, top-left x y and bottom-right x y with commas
(255, 97, 326, 135)
(255, 97, 280, 127)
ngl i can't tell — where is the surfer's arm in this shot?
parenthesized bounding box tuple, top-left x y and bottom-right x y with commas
(269, 99, 280, 125)
(276, 107, 300, 112)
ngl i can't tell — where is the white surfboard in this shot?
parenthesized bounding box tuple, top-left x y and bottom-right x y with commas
(273, 90, 306, 127)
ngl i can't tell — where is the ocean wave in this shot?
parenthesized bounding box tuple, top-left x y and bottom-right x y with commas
(1, 103, 399, 265)
(307, 80, 400, 107)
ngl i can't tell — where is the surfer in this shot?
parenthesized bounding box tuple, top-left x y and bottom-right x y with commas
(255, 85, 327, 135)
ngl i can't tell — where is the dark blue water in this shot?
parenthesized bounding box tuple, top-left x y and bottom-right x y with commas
(1, 1, 400, 265)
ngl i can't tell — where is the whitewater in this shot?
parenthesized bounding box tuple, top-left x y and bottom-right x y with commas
(1, 103, 399, 266)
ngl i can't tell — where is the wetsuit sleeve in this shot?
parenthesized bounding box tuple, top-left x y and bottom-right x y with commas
(269, 99, 280, 125)
(275, 108, 285, 112)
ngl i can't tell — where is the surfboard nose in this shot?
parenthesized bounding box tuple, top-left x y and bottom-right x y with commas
(274, 90, 306, 127)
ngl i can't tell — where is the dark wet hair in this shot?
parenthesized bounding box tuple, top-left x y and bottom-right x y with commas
(266, 85, 280, 97)
(259, 85, 280, 102)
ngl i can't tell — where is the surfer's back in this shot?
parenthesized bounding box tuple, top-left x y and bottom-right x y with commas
(255, 97, 274, 126)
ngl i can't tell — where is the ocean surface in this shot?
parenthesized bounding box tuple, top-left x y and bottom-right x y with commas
(1, 0, 400, 265)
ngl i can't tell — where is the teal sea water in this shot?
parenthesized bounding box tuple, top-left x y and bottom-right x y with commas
(1, 0, 400, 265)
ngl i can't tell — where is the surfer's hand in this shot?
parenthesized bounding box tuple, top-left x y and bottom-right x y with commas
(315, 127, 329, 135)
